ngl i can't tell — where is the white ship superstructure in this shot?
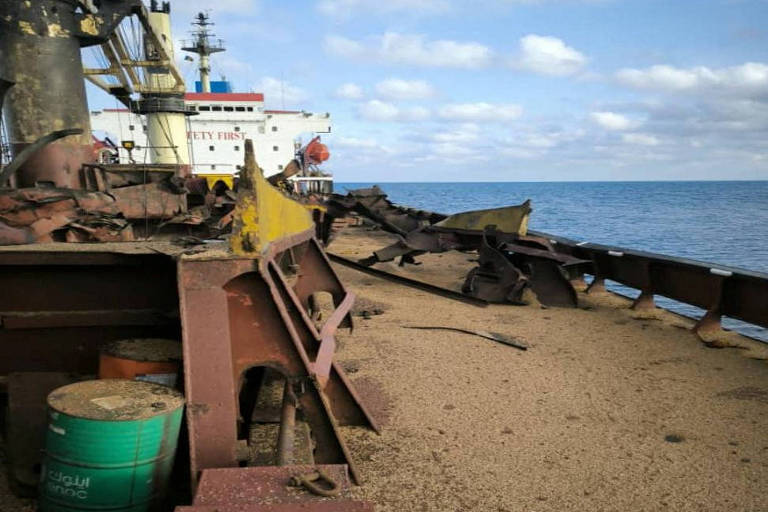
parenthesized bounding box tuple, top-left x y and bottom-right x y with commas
(89, 9, 332, 188)
(91, 95, 331, 178)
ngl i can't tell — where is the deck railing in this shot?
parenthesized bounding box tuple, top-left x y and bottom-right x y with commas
(532, 229, 768, 338)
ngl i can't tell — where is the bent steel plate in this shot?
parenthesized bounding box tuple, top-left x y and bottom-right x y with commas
(178, 233, 377, 489)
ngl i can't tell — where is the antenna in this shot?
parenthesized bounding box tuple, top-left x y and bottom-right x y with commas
(180, 11, 226, 93)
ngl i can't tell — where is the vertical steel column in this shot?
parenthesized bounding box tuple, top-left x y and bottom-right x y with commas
(0, 1, 138, 188)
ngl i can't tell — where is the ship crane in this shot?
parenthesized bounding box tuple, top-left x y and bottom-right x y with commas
(82, 1, 186, 105)
(82, 1, 191, 166)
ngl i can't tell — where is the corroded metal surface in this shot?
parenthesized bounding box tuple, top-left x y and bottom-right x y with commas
(0, 248, 180, 376)
(327, 252, 488, 307)
(193, 465, 352, 505)
(177, 503, 374, 511)
(0, 187, 132, 244)
(0, 0, 141, 187)
(178, 234, 377, 488)
(463, 228, 587, 307)
(6, 372, 80, 494)
(538, 229, 768, 339)
(326, 188, 584, 307)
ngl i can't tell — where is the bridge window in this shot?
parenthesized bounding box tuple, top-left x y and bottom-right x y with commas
(199, 105, 211, 111)
(212, 106, 222, 112)
(235, 106, 245, 112)
(224, 106, 234, 112)
(247, 107, 254, 112)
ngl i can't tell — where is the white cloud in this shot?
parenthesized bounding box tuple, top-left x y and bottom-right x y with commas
(432, 142, 479, 158)
(318, 0, 450, 18)
(335, 82, 364, 100)
(622, 133, 660, 146)
(432, 124, 480, 143)
(324, 32, 493, 69)
(333, 136, 379, 148)
(255, 77, 307, 107)
(590, 111, 632, 131)
(516, 34, 587, 76)
(438, 102, 523, 121)
(523, 134, 559, 148)
(616, 63, 768, 95)
(358, 100, 431, 122)
(213, 55, 254, 76)
(375, 79, 435, 100)
(324, 35, 366, 59)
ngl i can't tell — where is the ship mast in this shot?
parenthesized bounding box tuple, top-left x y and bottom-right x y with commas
(181, 12, 226, 93)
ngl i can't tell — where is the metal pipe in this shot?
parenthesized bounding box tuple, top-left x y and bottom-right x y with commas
(276, 379, 296, 466)
(327, 252, 489, 307)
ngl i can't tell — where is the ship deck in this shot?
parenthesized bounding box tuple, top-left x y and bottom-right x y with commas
(2, 225, 767, 511)
(332, 226, 768, 511)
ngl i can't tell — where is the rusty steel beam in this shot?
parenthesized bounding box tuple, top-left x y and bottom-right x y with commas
(178, 234, 378, 489)
(0, 0, 141, 188)
(181, 465, 374, 511)
(327, 252, 488, 307)
(0, 250, 180, 376)
(534, 230, 768, 337)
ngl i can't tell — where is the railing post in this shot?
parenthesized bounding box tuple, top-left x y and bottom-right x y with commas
(631, 261, 655, 311)
(586, 254, 606, 294)
(692, 274, 726, 340)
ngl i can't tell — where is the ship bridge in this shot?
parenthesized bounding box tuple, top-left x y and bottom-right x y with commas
(90, 91, 331, 180)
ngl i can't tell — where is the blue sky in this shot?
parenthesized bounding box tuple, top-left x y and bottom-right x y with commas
(88, 0, 768, 181)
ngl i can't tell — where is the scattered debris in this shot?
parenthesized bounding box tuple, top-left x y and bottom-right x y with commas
(402, 325, 528, 351)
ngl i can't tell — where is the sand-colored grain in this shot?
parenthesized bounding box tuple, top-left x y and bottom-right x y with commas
(331, 226, 768, 512)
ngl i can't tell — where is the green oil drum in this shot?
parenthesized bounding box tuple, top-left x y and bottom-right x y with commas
(39, 379, 185, 512)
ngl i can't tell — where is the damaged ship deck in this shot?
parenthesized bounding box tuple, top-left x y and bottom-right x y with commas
(2, 225, 768, 511)
(332, 226, 768, 511)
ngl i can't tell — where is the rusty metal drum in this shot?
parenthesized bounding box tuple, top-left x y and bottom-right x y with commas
(98, 339, 182, 388)
(39, 379, 184, 511)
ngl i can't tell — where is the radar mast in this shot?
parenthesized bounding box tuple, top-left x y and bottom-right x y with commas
(181, 12, 226, 93)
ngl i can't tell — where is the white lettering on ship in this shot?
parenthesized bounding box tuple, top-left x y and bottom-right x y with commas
(187, 131, 247, 141)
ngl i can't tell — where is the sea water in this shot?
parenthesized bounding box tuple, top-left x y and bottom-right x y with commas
(336, 181, 768, 342)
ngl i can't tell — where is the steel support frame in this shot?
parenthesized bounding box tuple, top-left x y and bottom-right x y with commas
(0, 250, 180, 376)
(536, 230, 768, 339)
(178, 229, 378, 488)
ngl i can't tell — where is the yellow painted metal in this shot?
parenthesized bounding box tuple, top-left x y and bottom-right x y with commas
(145, 10, 189, 166)
(434, 200, 531, 235)
(230, 139, 315, 256)
(198, 173, 235, 190)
